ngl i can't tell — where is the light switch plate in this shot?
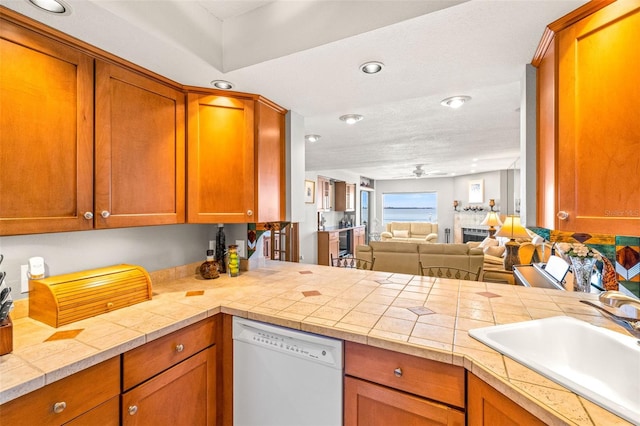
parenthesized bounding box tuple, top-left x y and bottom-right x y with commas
(20, 264, 29, 293)
(235, 240, 245, 257)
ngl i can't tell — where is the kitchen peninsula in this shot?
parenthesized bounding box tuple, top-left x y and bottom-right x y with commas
(317, 225, 366, 266)
(0, 261, 633, 425)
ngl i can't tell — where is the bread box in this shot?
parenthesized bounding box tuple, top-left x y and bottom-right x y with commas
(29, 264, 152, 327)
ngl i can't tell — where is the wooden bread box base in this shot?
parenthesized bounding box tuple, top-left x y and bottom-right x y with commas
(29, 264, 153, 328)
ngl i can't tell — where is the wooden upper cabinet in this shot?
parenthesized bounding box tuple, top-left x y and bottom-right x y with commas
(187, 92, 255, 223)
(95, 61, 185, 228)
(536, 0, 640, 235)
(0, 19, 94, 236)
(186, 92, 286, 223)
(317, 176, 332, 211)
(255, 97, 286, 223)
(335, 182, 355, 212)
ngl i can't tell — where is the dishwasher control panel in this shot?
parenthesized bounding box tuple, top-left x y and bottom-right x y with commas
(233, 317, 342, 368)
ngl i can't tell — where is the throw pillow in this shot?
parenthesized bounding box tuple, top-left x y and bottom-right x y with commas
(479, 237, 498, 248)
(392, 230, 409, 238)
(484, 245, 505, 258)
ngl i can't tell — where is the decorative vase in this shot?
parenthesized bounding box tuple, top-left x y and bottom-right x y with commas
(570, 256, 596, 292)
(227, 244, 240, 277)
(199, 249, 219, 280)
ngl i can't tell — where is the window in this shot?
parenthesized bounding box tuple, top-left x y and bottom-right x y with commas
(382, 192, 437, 225)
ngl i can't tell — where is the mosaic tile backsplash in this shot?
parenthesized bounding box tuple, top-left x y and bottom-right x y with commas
(530, 227, 640, 297)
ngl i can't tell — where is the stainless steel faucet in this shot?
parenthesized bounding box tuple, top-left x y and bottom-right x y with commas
(599, 291, 640, 309)
(594, 291, 640, 339)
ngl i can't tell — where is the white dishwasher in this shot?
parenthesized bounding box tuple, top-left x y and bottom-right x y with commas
(233, 316, 343, 426)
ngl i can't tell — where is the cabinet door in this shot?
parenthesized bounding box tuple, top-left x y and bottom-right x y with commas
(255, 98, 285, 222)
(554, 1, 640, 234)
(95, 61, 185, 228)
(348, 183, 356, 211)
(65, 396, 119, 426)
(187, 93, 255, 223)
(0, 19, 94, 236)
(122, 347, 216, 426)
(344, 377, 464, 426)
(330, 232, 340, 260)
(467, 373, 544, 426)
(317, 177, 332, 211)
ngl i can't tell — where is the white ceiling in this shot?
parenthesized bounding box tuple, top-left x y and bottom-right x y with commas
(2, 0, 587, 180)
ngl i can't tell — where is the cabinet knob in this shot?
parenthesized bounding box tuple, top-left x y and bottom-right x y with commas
(557, 211, 569, 221)
(53, 401, 67, 414)
(247, 210, 253, 216)
(106, 302, 114, 309)
(175, 343, 185, 353)
(101, 210, 111, 218)
(128, 405, 138, 416)
(83, 212, 93, 220)
(393, 368, 403, 377)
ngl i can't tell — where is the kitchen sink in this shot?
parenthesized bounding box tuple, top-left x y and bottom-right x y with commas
(469, 316, 640, 424)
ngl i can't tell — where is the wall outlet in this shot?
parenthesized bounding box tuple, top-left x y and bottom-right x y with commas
(235, 240, 245, 257)
(20, 264, 29, 293)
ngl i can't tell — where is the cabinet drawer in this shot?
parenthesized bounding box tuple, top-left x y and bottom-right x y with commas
(329, 232, 339, 242)
(123, 316, 217, 390)
(345, 342, 465, 409)
(0, 357, 120, 425)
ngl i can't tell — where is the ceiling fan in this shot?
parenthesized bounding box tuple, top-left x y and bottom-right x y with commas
(412, 165, 426, 178)
(392, 164, 448, 179)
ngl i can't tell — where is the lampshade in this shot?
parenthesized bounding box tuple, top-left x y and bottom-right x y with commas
(480, 212, 502, 227)
(495, 216, 530, 240)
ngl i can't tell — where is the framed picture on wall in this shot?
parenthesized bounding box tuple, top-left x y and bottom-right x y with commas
(468, 179, 484, 203)
(304, 180, 316, 204)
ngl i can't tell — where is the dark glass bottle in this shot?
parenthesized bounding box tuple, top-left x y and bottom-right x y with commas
(216, 225, 226, 273)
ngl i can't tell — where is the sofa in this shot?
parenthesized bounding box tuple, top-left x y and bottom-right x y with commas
(468, 236, 553, 284)
(356, 241, 483, 276)
(380, 222, 438, 243)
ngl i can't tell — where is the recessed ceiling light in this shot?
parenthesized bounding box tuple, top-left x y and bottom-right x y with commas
(359, 61, 384, 74)
(470, 169, 476, 173)
(305, 134, 321, 143)
(440, 95, 472, 109)
(472, 158, 479, 161)
(28, 0, 68, 13)
(211, 80, 234, 90)
(339, 114, 364, 124)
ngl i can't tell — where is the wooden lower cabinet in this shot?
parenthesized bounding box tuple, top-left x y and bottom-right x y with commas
(122, 347, 216, 425)
(467, 373, 545, 426)
(353, 226, 365, 250)
(122, 316, 218, 425)
(0, 357, 120, 425)
(317, 230, 340, 266)
(345, 377, 464, 426)
(344, 342, 465, 426)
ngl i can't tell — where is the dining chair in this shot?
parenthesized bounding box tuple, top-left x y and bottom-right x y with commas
(331, 254, 375, 271)
(419, 262, 482, 281)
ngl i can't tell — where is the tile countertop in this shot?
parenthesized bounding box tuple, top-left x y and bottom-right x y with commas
(0, 261, 634, 425)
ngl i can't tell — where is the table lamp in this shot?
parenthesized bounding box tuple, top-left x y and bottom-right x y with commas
(494, 215, 530, 270)
(480, 211, 502, 238)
